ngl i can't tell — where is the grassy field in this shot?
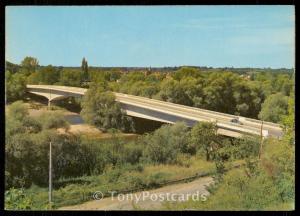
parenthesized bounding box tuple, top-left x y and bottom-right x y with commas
(23, 156, 244, 209)
(24, 156, 205, 209)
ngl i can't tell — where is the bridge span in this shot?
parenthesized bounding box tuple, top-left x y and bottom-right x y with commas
(26, 84, 283, 138)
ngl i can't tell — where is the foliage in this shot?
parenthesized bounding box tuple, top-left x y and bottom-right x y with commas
(8, 57, 294, 120)
(29, 65, 60, 85)
(5, 58, 295, 210)
(6, 101, 29, 121)
(189, 122, 218, 161)
(171, 67, 202, 80)
(258, 92, 289, 123)
(81, 57, 89, 81)
(204, 168, 282, 210)
(5, 102, 92, 188)
(5, 71, 27, 102)
(165, 132, 294, 211)
(59, 69, 83, 87)
(20, 56, 39, 76)
(5, 188, 34, 210)
(281, 92, 295, 144)
(81, 84, 134, 132)
(142, 122, 189, 164)
(262, 138, 295, 202)
(155, 78, 194, 106)
(37, 111, 70, 130)
(14, 155, 216, 209)
(225, 136, 260, 160)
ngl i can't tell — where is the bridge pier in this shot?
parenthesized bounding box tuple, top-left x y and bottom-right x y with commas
(48, 99, 51, 110)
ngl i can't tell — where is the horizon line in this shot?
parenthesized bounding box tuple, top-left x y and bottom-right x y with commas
(5, 60, 294, 70)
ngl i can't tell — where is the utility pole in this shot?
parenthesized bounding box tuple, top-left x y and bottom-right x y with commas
(49, 141, 53, 209)
(258, 120, 264, 159)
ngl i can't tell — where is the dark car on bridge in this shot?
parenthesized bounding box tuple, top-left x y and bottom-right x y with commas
(230, 118, 243, 125)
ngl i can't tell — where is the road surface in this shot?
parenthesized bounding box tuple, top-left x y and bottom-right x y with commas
(26, 85, 283, 138)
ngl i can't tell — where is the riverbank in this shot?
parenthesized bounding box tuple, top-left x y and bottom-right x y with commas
(21, 100, 138, 140)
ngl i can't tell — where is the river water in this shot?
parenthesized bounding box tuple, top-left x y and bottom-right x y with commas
(64, 114, 85, 125)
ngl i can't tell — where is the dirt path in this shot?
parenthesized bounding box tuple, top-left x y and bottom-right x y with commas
(59, 176, 214, 210)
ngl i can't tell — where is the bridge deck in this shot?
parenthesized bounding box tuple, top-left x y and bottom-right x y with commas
(26, 85, 283, 138)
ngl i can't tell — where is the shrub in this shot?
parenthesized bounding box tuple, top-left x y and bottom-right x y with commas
(142, 122, 189, 164)
(122, 142, 143, 164)
(37, 111, 69, 130)
(146, 172, 168, 188)
(5, 188, 33, 210)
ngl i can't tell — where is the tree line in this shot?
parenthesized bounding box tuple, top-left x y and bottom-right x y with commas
(6, 56, 294, 123)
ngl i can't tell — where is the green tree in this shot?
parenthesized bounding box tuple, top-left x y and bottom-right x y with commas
(281, 91, 295, 145)
(5, 71, 27, 103)
(5, 132, 36, 188)
(203, 72, 241, 114)
(5, 103, 38, 188)
(6, 61, 20, 74)
(172, 67, 201, 81)
(20, 56, 39, 76)
(23, 130, 97, 186)
(258, 93, 289, 123)
(36, 111, 70, 131)
(229, 136, 260, 160)
(81, 57, 89, 81)
(126, 81, 159, 98)
(26, 72, 40, 84)
(59, 69, 83, 87)
(36, 65, 60, 84)
(5, 102, 97, 188)
(107, 70, 122, 81)
(263, 138, 295, 203)
(6, 101, 42, 137)
(155, 78, 193, 106)
(81, 85, 133, 132)
(189, 122, 218, 161)
(142, 122, 189, 164)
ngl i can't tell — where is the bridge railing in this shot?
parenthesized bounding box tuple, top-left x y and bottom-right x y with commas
(114, 92, 281, 129)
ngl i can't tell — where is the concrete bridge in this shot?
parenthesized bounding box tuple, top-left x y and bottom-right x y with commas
(26, 85, 283, 138)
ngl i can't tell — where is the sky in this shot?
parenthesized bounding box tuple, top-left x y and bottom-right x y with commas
(6, 6, 295, 68)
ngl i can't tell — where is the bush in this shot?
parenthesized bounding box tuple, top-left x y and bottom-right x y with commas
(7, 101, 29, 121)
(5, 71, 27, 102)
(127, 174, 147, 189)
(146, 172, 168, 188)
(258, 93, 289, 123)
(122, 142, 143, 164)
(5, 188, 33, 210)
(106, 169, 122, 183)
(142, 122, 189, 164)
(37, 111, 69, 130)
(175, 153, 192, 167)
